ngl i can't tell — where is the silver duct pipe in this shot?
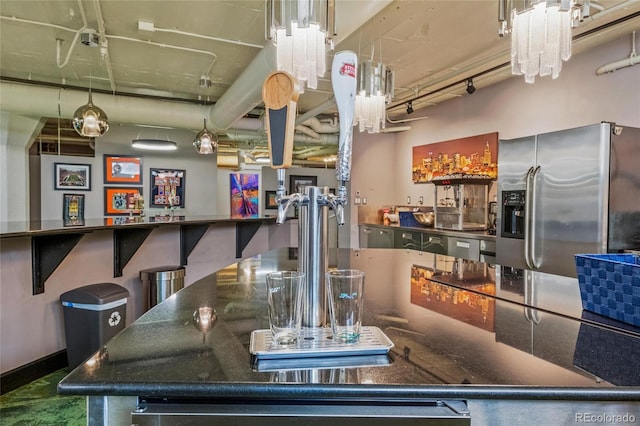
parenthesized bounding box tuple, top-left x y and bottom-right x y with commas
(207, 43, 278, 131)
(0, 81, 280, 137)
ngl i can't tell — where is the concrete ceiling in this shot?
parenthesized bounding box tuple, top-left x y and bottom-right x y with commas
(1, 0, 639, 163)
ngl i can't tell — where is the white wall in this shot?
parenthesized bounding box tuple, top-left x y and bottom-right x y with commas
(352, 35, 640, 217)
(40, 127, 218, 219)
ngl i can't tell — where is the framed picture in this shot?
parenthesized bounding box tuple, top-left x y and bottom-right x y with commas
(54, 163, 91, 191)
(265, 190, 278, 209)
(104, 154, 143, 185)
(104, 186, 143, 216)
(230, 173, 259, 218)
(62, 193, 85, 226)
(150, 168, 186, 208)
(289, 175, 317, 194)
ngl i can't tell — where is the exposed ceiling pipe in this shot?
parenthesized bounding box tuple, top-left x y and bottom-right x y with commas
(93, 0, 116, 92)
(299, 117, 339, 133)
(295, 96, 335, 125)
(596, 31, 638, 75)
(207, 43, 277, 131)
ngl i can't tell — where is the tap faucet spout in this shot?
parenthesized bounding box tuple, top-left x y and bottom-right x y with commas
(276, 193, 301, 224)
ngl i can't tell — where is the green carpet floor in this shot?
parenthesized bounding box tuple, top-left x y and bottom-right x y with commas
(0, 369, 85, 426)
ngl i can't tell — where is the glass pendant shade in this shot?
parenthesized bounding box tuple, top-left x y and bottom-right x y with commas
(193, 119, 218, 155)
(511, 1, 574, 83)
(72, 92, 109, 137)
(354, 61, 394, 133)
(267, 0, 333, 92)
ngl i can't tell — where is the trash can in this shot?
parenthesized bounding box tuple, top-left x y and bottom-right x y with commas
(140, 265, 185, 310)
(60, 283, 129, 369)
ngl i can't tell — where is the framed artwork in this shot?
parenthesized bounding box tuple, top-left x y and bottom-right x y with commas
(289, 175, 317, 194)
(411, 132, 498, 183)
(103, 154, 143, 185)
(62, 194, 85, 226)
(150, 168, 186, 208)
(104, 186, 143, 216)
(265, 190, 278, 209)
(54, 163, 91, 191)
(230, 173, 259, 218)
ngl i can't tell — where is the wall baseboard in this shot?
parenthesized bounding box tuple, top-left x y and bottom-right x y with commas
(0, 350, 68, 395)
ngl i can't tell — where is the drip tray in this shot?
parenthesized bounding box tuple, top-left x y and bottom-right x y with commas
(250, 326, 394, 360)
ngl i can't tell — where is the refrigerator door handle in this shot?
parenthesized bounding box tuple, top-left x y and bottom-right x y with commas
(529, 166, 541, 269)
(524, 167, 535, 269)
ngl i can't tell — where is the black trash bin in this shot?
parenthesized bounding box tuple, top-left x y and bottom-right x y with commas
(140, 265, 185, 310)
(60, 283, 129, 369)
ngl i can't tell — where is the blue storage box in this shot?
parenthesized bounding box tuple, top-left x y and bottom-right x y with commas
(399, 211, 422, 228)
(574, 254, 640, 326)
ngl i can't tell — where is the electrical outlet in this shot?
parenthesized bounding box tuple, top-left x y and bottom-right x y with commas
(419, 196, 424, 205)
(362, 197, 367, 205)
(407, 196, 411, 204)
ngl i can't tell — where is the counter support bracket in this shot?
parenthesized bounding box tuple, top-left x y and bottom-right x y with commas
(113, 228, 154, 277)
(32, 233, 86, 295)
(180, 224, 210, 265)
(236, 222, 262, 258)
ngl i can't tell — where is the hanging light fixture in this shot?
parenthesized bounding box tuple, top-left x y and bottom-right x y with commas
(72, 91, 109, 137)
(266, 0, 335, 92)
(131, 139, 178, 151)
(193, 118, 218, 155)
(501, 0, 582, 83)
(354, 61, 394, 133)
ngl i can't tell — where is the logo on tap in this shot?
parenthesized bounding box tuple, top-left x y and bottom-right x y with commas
(340, 62, 356, 78)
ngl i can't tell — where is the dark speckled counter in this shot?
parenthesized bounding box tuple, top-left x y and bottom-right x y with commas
(58, 248, 640, 425)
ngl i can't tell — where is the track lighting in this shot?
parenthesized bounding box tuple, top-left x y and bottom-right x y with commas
(466, 79, 476, 95)
(406, 101, 414, 115)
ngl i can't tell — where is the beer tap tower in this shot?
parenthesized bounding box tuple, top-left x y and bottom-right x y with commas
(262, 51, 358, 329)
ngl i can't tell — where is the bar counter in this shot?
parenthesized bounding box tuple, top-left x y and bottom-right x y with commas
(58, 247, 640, 425)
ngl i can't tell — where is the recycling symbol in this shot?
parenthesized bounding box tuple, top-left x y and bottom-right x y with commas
(108, 311, 121, 327)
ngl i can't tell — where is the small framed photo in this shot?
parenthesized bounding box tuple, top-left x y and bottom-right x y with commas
(265, 190, 278, 209)
(62, 194, 85, 226)
(54, 163, 91, 191)
(289, 175, 317, 194)
(104, 154, 143, 185)
(150, 168, 186, 208)
(104, 186, 143, 216)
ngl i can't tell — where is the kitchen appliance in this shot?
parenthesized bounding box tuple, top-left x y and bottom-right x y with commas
(487, 199, 498, 235)
(433, 176, 489, 231)
(496, 122, 640, 277)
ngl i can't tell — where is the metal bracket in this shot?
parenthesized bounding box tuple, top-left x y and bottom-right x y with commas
(113, 228, 154, 277)
(236, 221, 262, 258)
(180, 224, 210, 265)
(31, 233, 86, 295)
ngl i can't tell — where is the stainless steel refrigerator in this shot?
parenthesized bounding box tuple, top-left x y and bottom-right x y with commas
(496, 122, 640, 277)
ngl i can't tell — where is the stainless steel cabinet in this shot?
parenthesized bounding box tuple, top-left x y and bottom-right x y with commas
(360, 226, 394, 248)
(421, 233, 448, 255)
(394, 229, 421, 250)
(447, 236, 480, 261)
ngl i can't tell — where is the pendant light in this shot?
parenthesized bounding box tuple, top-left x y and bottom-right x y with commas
(265, 0, 335, 93)
(72, 90, 109, 137)
(73, 44, 109, 137)
(193, 118, 218, 155)
(500, 0, 583, 83)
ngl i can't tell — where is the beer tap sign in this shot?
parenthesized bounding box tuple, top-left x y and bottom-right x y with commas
(329, 50, 358, 225)
(262, 71, 300, 169)
(262, 71, 302, 224)
(331, 51, 357, 190)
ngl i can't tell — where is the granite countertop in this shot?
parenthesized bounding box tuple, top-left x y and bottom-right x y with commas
(0, 215, 275, 238)
(58, 248, 639, 401)
(360, 223, 496, 240)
